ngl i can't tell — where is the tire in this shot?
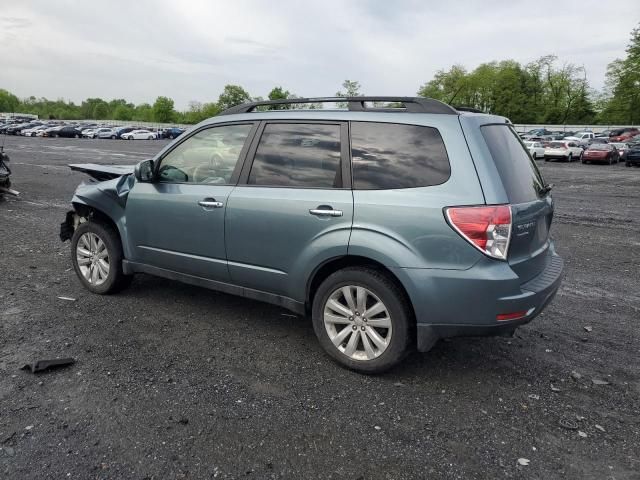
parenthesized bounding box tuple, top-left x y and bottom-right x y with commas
(544, 157, 549, 162)
(74, 133, 80, 138)
(148, 136, 153, 140)
(567, 153, 572, 162)
(70, 221, 132, 294)
(111, 135, 116, 139)
(311, 267, 412, 374)
(579, 152, 583, 163)
(170, 134, 175, 139)
(607, 155, 612, 165)
(532, 152, 537, 160)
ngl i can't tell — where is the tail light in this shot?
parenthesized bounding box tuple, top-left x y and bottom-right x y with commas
(445, 205, 512, 260)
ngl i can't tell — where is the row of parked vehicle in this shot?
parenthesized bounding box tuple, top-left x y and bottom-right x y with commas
(0, 119, 186, 140)
(520, 127, 640, 167)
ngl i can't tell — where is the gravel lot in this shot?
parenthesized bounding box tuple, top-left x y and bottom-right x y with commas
(1, 136, 638, 480)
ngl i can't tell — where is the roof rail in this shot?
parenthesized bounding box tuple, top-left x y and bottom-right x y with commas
(219, 96, 458, 116)
(454, 106, 484, 113)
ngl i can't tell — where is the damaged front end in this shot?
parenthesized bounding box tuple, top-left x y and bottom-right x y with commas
(59, 164, 136, 243)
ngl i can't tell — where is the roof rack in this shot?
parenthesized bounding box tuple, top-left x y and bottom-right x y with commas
(454, 106, 484, 113)
(219, 96, 458, 116)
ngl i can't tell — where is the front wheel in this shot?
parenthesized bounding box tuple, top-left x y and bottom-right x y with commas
(71, 221, 132, 294)
(567, 153, 573, 162)
(111, 135, 116, 139)
(312, 267, 412, 373)
(532, 152, 537, 160)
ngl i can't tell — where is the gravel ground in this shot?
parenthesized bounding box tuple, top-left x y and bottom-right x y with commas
(1, 136, 638, 480)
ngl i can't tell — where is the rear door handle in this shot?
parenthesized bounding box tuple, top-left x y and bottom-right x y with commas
(309, 208, 343, 217)
(198, 198, 224, 208)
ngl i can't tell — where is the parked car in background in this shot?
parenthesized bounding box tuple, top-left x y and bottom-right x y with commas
(82, 128, 97, 138)
(22, 125, 49, 137)
(95, 128, 117, 139)
(625, 144, 640, 167)
(595, 130, 612, 138)
(563, 131, 594, 145)
(59, 96, 563, 373)
(42, 126, 63, 137)
(121, 129, 157, 140)
(588, 137, 609, 145)
(51, 126, 83, 138)
(524, 141, 545, 160)
(523, 128, 552, 138)
(610, 128, 639, 142)
(544, 141, 583, 162)
(609, 142, 629, 160)
(581, 144, 619, 164)
(160, 127, 186, 139)
(113, 127, 136, 139)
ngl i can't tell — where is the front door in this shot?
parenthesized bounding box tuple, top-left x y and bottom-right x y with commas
(225, 122, 353, 300)
(125, 123, 256, 281)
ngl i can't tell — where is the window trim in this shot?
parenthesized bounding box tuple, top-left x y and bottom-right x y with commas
(348, 120, 451, 191)
(153, 121, 258, 186)
(237, 120, 351, 190)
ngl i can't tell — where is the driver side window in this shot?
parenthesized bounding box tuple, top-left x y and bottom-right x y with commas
(158, 124, 253, 184)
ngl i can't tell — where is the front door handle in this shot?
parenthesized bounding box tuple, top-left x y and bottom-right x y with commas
(198, 198, 224, 208)
(309, 207, 343, 217)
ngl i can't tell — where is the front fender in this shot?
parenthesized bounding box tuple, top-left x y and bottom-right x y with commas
(70, 175, 135, 257)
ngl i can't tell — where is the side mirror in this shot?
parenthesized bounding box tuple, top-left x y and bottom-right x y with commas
(134, 159, 155, 182)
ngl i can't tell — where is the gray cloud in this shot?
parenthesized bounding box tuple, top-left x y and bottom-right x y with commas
(1, 0, 638, 109)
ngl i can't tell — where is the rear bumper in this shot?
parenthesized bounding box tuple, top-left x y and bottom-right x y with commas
(395, 249, 564, 352)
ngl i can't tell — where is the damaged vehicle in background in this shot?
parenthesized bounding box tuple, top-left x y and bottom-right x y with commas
(59, 96, 563, 373)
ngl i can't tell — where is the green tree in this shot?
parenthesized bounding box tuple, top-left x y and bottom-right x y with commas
(0, 89, 20, 112)
(599, 25, 640, 123)
(133, 103, 153, 122)
(152, 96, 175, 123)
(266, 86, 291, 109)
(217, 85, 251, 110)
(93, 102, 109, 119)
(113, 104, 134, 121)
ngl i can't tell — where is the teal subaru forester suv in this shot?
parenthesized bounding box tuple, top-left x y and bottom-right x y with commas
(60, 97, 563, 373)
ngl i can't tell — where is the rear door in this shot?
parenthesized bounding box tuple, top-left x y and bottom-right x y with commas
(479, 124, 553, 282)
(225, 121, 353, 299)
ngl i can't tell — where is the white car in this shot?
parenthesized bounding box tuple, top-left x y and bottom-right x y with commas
(82, 128, 96, 138)
(121, 129, 157, 140)
(92, 128, 116, 139)
(524, 141, 545, 160)
(563, 131, 594, 146)
(544, 141, 583, 162)
(22, 125, 48, 137)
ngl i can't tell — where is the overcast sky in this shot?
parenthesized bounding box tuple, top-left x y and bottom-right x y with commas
(1, 0, 639, 109)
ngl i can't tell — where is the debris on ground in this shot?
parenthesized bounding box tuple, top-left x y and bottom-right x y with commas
(592, 378, 610, 385)
(578, 431, 588, 438)
(559, 418, 578, 430)
(21, 358, 75, 373)
(57, 296, 77, 302)
(517, 458, 530, 466)
(570, 371, 582, 380)
(583, 326, 593, 332)
(595, 424, 606, 432)
(550, 384, 561, 392)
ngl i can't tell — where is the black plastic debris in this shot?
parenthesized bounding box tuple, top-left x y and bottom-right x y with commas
(21, 358, 75, 374)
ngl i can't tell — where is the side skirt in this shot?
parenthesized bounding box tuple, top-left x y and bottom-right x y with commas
(122, 260, 306, 315)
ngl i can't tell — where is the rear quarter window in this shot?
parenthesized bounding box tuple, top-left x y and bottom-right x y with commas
(350, 122, 450, 190)
(481, 125, 546, 204)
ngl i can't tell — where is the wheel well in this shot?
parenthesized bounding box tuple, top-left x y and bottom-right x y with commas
(72, 203, 119, 236)
(306, 256, 415, 321)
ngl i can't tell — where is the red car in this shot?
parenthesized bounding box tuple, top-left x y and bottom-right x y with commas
(609, 128, 639, 142)
(581, 144, 620, 164)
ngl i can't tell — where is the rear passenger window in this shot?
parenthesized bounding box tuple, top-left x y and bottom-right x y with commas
(350, 122, 450, 190)
(248, 123, 342, 188)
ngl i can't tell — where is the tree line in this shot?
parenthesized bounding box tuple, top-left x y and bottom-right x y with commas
(1, 25, 637, 125)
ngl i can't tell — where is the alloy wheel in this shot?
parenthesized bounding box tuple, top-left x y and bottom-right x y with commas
(323, 286, 392, 361)
(76, 232, 110, 286)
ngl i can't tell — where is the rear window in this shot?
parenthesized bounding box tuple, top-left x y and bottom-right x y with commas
(350, 122, 450, 190)
(548, 142, 565, 148)
(481, 125, 546, 204)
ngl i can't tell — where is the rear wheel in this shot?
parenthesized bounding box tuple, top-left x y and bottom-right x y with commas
(312, 267, 412, 373)
(608, 155, 613, 165)
(111, 135, 116, 139)
(532, 152, 537, 160)
(567, 153, 573, 162)
(71, 221, 132, 294)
